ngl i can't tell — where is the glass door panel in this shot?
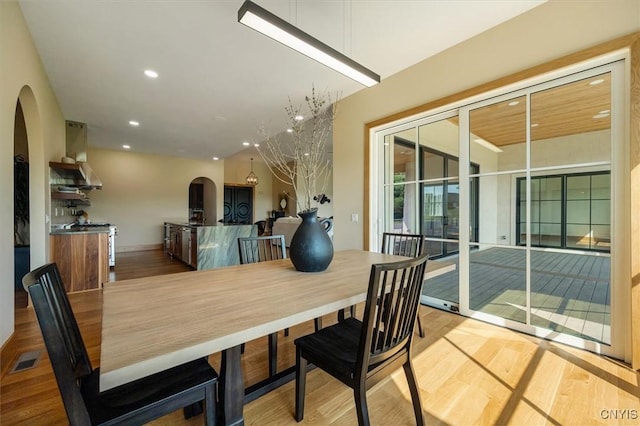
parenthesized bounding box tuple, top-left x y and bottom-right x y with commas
(469, 95, 527, 322)
(418, 116, 461, 312)
(531, 73, 611, 168)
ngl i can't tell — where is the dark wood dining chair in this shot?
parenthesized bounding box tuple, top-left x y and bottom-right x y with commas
(238, 235, 288, 377)
(22, 263, 218, 425)
(294, 253, 429, 426)
(381, 232, 426, 338)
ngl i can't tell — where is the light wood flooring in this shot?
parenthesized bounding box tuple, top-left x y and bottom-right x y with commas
(3, 249, 640, 425)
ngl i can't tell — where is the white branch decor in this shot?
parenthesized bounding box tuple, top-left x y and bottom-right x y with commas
(258, 87, 338, 213)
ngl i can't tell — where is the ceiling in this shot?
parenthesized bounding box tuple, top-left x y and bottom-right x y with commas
(19, 0, 545, 161)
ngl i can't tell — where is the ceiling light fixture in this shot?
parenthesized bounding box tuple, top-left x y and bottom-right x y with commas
(246, 157, 259, 186)
(144, 69, 158, 78)
(212, 156, 219, 160)
(237, 0, 380, 87)
(473, 138, 503, 153)
(129, 120, 139, 126)
(122, 145, 131, 149)
(242, 141, 250, 146)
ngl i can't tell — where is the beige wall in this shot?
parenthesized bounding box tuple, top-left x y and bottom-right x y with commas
(87, 147, 224, 250)
(1, 2, 66, 347)
(332, 0, 640, 250)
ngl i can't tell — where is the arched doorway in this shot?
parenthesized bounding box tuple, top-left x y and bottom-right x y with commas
(13, 100, 30, 308)
(188, 177, 216, 225)
(14, 86, 46, 313)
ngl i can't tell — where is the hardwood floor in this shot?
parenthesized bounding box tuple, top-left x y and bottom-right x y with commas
(3, 249, 640, 425)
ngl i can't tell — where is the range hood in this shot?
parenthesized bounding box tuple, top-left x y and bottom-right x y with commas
(65, 120, 102, 189)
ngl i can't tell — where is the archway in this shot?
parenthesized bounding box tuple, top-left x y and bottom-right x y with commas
(188, 177, 217, 225)
(16, 86, 46, 310)
(13, 100, 29, 308)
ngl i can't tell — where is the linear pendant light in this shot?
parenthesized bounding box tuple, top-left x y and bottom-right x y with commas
(238, 0, 380, 87)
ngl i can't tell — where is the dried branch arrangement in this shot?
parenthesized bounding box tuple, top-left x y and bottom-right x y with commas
(258, 87, 338, 213)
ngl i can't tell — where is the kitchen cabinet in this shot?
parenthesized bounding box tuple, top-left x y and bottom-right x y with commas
(190, 229, 198, 268)
(168, 224, 182, 260)
(50, 232, 109, 292)
(189, 183, 204, 209)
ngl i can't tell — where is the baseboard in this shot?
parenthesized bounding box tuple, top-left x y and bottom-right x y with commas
(116, 243, 162, 253)
(1, 331, 17, 377)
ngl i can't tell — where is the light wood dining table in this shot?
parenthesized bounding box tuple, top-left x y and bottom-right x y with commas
(99, 249, 455, 425)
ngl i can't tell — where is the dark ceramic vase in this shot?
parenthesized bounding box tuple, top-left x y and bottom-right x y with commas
(289, 209, 334, 272)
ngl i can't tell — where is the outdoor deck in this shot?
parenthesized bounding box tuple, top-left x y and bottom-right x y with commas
(423, 247, 611, 344)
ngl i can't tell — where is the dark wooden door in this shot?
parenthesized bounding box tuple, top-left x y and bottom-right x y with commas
(224, 186, 253, 224)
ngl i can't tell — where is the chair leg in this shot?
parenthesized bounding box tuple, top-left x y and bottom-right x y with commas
(268, 332, 278, 376)
(354, 385, 370, 426)
(350, 304, 356, 318)
(241, 342, 245, 354)
(403, 360, 425, 426)
(285, 327, 290, 337)
(337, 308, 345, 322)
(314, 317, 322, 331)
(295, 349, 307, 422)
(416, 310, 425, 338)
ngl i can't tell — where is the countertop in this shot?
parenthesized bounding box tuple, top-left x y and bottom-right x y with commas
(51, 227, 110, 235)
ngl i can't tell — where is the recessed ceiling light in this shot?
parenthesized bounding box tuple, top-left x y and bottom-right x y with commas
(304, 152, 310, 156)
(122, 145, 131, 149)
(212, 156, 219, 160)
(242, 142, 250, 146)
(144, 69, 158, 78)
(508, 101, 519, 107)
(294, 115, 304, 121)
(286, 128, 293, 133)
(129, 120, 139, 126)
(589, 78, 605, 86)
(254, 143, 260, 147)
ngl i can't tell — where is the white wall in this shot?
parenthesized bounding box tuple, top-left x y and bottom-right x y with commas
(1, 2, 66, 348)
(333, 0, 640, 250)
(87, 147, 224, 250)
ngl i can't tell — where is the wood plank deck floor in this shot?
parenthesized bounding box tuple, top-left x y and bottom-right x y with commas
(424, 248, 611, 344)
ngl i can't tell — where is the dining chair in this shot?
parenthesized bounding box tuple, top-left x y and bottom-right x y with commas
(22, 263, 218, 425)
(381, 232, 426, 338)
(294, 253, 429, 426)
(238, 235, 288, 377)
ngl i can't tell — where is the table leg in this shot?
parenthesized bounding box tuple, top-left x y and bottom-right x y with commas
(220, 345, 244, 426)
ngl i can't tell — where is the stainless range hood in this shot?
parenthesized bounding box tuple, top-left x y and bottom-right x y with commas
(66, 120, 102, 189)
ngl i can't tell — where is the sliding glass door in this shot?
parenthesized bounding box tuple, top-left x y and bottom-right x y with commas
(374, 59, 624, 358)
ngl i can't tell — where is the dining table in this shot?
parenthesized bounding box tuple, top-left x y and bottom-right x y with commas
(99, 249, 455, 425)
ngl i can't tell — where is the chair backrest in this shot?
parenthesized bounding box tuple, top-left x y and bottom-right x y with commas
(22, 263, 93, 425)
(357, 253, 429, 373)
(254, 220, 266, 236)
(238, 235, 287, 264)
(381, 232, 424, 258)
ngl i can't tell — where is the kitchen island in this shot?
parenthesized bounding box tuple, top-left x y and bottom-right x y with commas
(50, 227, 110, 292)
(164, 222, 256, 270)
